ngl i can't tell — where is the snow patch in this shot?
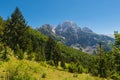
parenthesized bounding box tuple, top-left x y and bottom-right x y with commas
(52, 27, 56, 34)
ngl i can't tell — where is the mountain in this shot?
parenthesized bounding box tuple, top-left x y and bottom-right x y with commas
(37, 21, 114, 54)
(106, 34, 115, 38)
(82, 27, 93, 33)
(37, 24, 55, 37)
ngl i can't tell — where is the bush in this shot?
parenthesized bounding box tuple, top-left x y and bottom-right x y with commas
(61, 61, 66, 69)
(47, 60, 55, 66)
(111, 72, 120, 80)
(15, 44, 24, 60)
(68, 63, 77, 73)
(41, 73, 46, 78)
(77, 65, 83, 74)
(73, 73, 78, 78)
(91, 69, 98, 76)
(13, 73, 33, 80)
(5, 59, 39, 80)
(68, 62, 85, 73)
(0, 44, 10, 61)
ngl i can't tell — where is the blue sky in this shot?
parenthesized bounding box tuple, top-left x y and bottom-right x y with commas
(0, 0, 120, 34)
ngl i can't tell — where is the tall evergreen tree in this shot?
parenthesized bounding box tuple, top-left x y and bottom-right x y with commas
(45, 37, 56, 60)
(96, 42, 108, 77)
(3, 7, 28, 52)
(45, 37, 61, 66)
(52, 43, 61, 66)
(113, 33, 120, 76)
(0, 17, 3, 35)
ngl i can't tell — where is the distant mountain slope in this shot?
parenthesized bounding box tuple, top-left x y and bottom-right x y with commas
(37, 21, 114, 54)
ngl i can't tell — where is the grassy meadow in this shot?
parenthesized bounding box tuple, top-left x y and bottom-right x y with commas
(0, 56, 106, 80)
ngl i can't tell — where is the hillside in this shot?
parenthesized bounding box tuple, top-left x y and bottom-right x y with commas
(0, 56, 103, 80)
(37, 21, 114, 53)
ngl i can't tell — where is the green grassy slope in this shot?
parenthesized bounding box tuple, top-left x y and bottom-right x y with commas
(0, 56, 105, 80)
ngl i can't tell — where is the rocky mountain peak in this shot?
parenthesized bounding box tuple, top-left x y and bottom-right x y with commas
(37, 21, 114, 54)
(41, 24, 54, 30)
(58, 20, 78, 29)
(56, 20, 81, 33)
(82, 27, 93, 33)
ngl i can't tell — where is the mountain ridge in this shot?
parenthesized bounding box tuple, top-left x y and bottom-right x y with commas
(37, 21, 114, 54)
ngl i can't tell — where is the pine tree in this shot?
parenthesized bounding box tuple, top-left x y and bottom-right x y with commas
(53, 43, 61, 66)
(45, 37, 56, 60)
(3, 7, 28, 52)
(45, 37, 61, 66)
(114, 32, 120, 73)
(97, 42, 108, 77)
(0, 16, 5, 38)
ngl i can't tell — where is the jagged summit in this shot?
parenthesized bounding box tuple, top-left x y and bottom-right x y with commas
(56, 20, 81, 34)
(60, 20, 77, 27)
(58, 20, 79, 29)
(82, 27, 93, 33)
(37, 21, 114, 53)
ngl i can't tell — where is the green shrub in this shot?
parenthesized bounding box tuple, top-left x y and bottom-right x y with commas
(13, 73, 32, 80)
(41, 73, 46, 78)
(73, 73, 78, 78)
(77, 65, 83, 74)
(0, 75, 4, 78)
(91, 69, 98, 76)
(5, 59, 39, 80)
(68, 63, 77, 73)
(47, 60, 55, 66)
(61, 61, 66, 69)
(111, 72, 120, 80)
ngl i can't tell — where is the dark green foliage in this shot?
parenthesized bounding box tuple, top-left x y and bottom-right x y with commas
(15, 44, 24, 59)
(97, 42, 107, 77)
(3, 7, 28, 52)
(61, 60, 66, 69)
(92, 42, 111, 78)
(2, 7, 48, 61)
(112, 46, 120, 75)
(0, 43, 9, 61)
(111, 72, 120, 80)
(68, 62, 86, 74)
(45, 37, 61, 66)
(59, 44, 93, 72)
(73, 73, 78, 78)
(114, 33, 120, 72)
(41, 73, 47, 78)
(25, 27, 47, 61)
(52, 43, 61, 66)
(26, 27, 47, 52)
(91, 42, 118, 79)
(0, 16, 5, 38)
(1, 45, 7, 60)
(114, 32, 120, 46)
(68, 62, 77, 73)
(77, 65, 83, 74)
(27, 53, 34, 60)
(45, 37, 56, 60)
(34, 47, 46, 61)
(47, 60, 55, 66)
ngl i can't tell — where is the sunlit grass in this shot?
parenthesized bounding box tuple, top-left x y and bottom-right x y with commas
(0, 56, 105, 80)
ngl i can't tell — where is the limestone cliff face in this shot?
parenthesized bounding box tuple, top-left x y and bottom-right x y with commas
(37, 21, 114, 54)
